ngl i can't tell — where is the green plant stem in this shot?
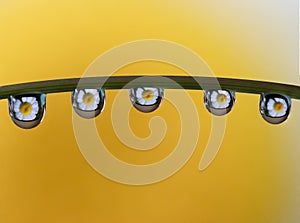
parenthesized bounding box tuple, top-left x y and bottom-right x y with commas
(0, 76, 299, 99)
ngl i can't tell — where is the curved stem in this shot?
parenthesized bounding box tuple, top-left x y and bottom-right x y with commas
(0, 76, 299, 99)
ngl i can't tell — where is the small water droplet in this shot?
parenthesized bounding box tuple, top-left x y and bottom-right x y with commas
(129, 87, 164, 113)
(260, 93, 291, 124)
(72, 88, 105, 118)
(8, 93, 46, 129)
(204, 89, 235, 116)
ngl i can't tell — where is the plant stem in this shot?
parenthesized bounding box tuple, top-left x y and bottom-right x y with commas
(0, 76, 299, 99)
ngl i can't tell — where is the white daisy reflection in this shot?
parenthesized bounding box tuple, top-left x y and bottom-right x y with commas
(210, 90, 231, 109)
(267, 97, 288, 117)
(76, 89, 100, 111)
(13, 96, 39, 121)
(136, 87, 159, 106)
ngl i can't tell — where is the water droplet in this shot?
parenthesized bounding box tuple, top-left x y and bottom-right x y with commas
(129, 87, 164, 113)
(72, 88, 105, 118)
(204, 89, 235, 116)
(8, 93, 46, 129)
(260, 93, 291, 124)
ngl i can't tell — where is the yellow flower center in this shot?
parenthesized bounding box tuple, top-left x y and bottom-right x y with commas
(83, 93, 95, 106)
(273, 102, 284, 113)
(19, 102, 32, 116)
(216, 94, 227, 104)
(142, 90, 154, 101)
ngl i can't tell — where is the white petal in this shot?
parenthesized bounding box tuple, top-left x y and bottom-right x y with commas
(28, 97, 36, 104)
(85, 89, 97, 94)
(212, 101, 221, 108)
(267, 104, 274, 111)
(85, 101, 98, 111)
(93, 94, 100, 103)
(218, 90, 229, 98)
(276, 111, 284, 117)
(278, 107, 287, 117)
(144, 98, 156, 105)
(90, 104, 98, 110)
(14, 100, 21, 112)
(223, 100, 230, 108)
(94, 98, 100, 106)
(136, 88, 143, 98)
(77, 90, 85, 100)
(225, 94, 231, 103)
(32, 105, 39, 114)
(211, 91, 218, 97)
(23, 112, 35, 121)
(137, 98, 146, 105)
(16, 112, 24, 120)
(224, 91, 230, 98)
(269, 110, 277, 117)
(21, 97, 28, 103)
(267, 99, 275, 109)
(278, 99, 287, 108)
(32, 101, 38, 107)
(78, 102, 85, 110)
(210, 92, 218, 102)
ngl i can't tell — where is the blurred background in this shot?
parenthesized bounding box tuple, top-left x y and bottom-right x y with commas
(0, 1, 299, 222)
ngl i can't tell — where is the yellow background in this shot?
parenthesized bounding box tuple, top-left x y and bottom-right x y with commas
(0, 1, 299, 222)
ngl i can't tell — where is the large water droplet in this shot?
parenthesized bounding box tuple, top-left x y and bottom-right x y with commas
(129, 87, 164, 113)
(72, 88, 106, 118)
(204, 89, 235, 116)
(260, 93, 291, 124)
(8, 93, 46, 129)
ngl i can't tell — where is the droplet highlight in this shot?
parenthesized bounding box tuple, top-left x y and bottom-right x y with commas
(204, 89, 235, 116)
(260, 93, 291, 124)
(8, 93, 46, 129)
(72, 88, 106, 119)
(129, 87, 164, 113)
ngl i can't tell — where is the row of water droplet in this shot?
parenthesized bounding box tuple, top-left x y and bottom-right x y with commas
(8, 87, 291, 129)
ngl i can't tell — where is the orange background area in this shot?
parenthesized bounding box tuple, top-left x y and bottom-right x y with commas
(0, 1, 299, 222)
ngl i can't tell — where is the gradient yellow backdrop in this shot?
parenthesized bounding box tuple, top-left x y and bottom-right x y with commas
(0, 1, 299, 222)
